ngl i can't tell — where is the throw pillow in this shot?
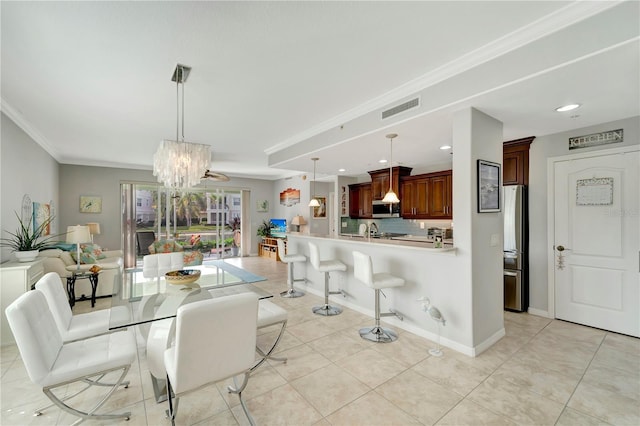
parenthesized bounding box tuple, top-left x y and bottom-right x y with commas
(183, 251, 204, 266)
(71, 251, 98, 264)
(79, 243, 106, 260)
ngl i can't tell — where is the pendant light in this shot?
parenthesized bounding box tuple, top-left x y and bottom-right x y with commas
(381, 133, 400, 203)
(308, 157, 321, 207)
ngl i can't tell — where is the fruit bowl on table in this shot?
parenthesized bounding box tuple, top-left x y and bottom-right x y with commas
(165, 269, 201, 285)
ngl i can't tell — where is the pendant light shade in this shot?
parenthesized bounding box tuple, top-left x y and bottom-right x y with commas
(153, 64, 228, 189)
(308, 157, 321, 207)
(381, 133, 400, 204)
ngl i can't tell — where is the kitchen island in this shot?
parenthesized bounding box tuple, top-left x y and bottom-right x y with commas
(286, 233, 504, 356)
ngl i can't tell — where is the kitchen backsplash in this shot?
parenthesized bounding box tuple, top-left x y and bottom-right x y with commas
(340, 217, 453, 238)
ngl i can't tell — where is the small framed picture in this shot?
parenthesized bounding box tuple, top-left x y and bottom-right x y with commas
(256, 200, 269, 212)
(312, 197, 327, 219)
(477, 160, 501, 213)
(80, 196, 102, 213)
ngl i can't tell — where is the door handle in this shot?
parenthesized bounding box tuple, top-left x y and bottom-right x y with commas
(556, 245, 570, 252)
(504, 271, 519, 277)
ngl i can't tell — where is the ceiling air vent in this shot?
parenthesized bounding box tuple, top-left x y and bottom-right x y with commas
(381, 97, 420, 120)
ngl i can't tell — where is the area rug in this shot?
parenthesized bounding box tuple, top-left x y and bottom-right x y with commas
(204, 260, 266, 283)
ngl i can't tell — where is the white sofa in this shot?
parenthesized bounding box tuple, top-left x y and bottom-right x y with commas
(37, 248, 123, 298)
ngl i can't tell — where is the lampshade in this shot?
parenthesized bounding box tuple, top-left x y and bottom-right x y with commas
(308, 157, 320, 207)
(291, 215, 306, 226)
(382, 133, 400, 204)
(66, 225, 91, 244)
(86, 222, 101, 235)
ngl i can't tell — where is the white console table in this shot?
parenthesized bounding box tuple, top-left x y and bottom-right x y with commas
(0, 259, 44, 345)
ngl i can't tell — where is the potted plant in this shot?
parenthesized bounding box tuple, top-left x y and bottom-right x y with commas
(228, 217, 241, 256)
(1, 212, 59, 262)
(256, 220, 273, 241)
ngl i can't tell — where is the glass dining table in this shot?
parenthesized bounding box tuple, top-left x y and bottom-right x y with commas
(109, 263, 272, 330)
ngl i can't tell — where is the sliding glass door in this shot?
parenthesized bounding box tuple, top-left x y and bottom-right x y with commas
(121, 183, 243, 268)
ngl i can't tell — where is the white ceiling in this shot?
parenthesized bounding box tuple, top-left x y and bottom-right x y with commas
(2, 1, 638, 180)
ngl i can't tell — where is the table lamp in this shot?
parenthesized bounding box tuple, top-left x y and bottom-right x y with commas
(86, 222, 101, 243)
(67, 225, 91, 270)
(291, 215, 306, 232)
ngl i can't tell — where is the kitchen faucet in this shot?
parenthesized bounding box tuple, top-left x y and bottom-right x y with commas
(369, 221, 379, 236)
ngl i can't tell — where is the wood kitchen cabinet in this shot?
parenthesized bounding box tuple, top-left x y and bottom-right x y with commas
(401, 176, 429, 218)
(429, 172, 452, 218)
(400, 170, 452, 219)
(348, 183, 372, 218)
(368, 167, 412, 201)
(503, 136, 534, 186)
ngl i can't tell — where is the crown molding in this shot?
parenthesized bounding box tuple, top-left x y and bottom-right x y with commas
(264, 0, 620, 156)
(1, 98, 61, 162)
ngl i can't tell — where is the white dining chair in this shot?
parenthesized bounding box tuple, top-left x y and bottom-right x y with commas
(34, 272, 130, 342)
(5, 289, 137, 424)
(143, 252, 184, 278)
(164, 292, 259, 425)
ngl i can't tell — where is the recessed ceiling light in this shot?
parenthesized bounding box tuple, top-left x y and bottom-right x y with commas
(440, 145, 452, 150)
(555, 104, 581, 112)
(379, 159, 388, 164)
(338, 168, 346, 172)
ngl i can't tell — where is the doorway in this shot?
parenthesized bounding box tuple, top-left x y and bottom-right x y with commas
(549, 147, 639, 337)
(121, 184, 243, 268)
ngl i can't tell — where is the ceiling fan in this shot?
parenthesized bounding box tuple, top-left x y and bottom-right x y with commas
(201, 169, 230, 182)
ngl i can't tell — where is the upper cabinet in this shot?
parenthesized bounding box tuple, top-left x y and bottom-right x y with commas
(348, 182, 372, 219)
(368, 167, 412, 201)
(400, 170, 452, 219)
(503, 136, 534, 186)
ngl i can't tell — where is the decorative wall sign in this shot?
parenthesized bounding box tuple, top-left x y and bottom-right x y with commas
(80, 196, 102, 213)
(477, 160, 501, 213)
(21, 194, 32, 223)
(256, 200, 269, 212)
(569, 129, 623, 150)
(33, 202, 51, 235)
(576, 177, 614, 206)
(279, 188, 300, 206)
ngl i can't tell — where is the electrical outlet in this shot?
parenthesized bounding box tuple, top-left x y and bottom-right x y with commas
(342, 221, 347, 228)
(419, 222, 425, 229)
(490, 234, 499, 247)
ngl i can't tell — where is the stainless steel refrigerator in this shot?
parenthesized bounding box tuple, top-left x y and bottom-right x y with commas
(503, 185, 528, 312)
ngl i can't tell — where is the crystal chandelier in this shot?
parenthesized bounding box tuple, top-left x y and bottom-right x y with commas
(153, 64, 222, 189)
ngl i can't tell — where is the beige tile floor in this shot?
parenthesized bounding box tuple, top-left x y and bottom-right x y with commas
(1, 256, 639, 425)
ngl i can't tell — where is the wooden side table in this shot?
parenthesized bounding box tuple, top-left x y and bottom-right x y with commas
(66, 271, 100, 307)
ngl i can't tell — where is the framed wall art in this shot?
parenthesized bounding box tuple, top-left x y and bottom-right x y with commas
(312, 197, 327, 219)
(80, 196, 102, 213)
(477, 160, 501, 213)
(256, 200, 269, 212)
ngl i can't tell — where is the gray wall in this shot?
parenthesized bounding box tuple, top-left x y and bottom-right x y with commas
(1, 112, 59, 263)
(528, 115, 639, 314)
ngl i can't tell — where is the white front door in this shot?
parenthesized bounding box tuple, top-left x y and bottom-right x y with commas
(553, 149, 639, 337)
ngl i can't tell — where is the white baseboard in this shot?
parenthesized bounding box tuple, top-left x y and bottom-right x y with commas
(528, 307, 552, 318)
(472, 327, 506, 357)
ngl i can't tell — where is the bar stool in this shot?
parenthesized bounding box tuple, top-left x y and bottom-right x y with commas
(308, 242, 346, 316)
(277, 239, 306, 298)
(352, 251, 405, 342)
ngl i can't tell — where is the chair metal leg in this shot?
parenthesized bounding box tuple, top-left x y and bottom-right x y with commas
(39, 365, 131, 424)
(312, 272, 343, 316)
(252, 320, 287, 372)
(34, 373, 130, 416)
(228, 372, 255, 426)
(165, 376, 179, 426)
(280, 262, 305, 298)
(359, 289, 401, 343)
